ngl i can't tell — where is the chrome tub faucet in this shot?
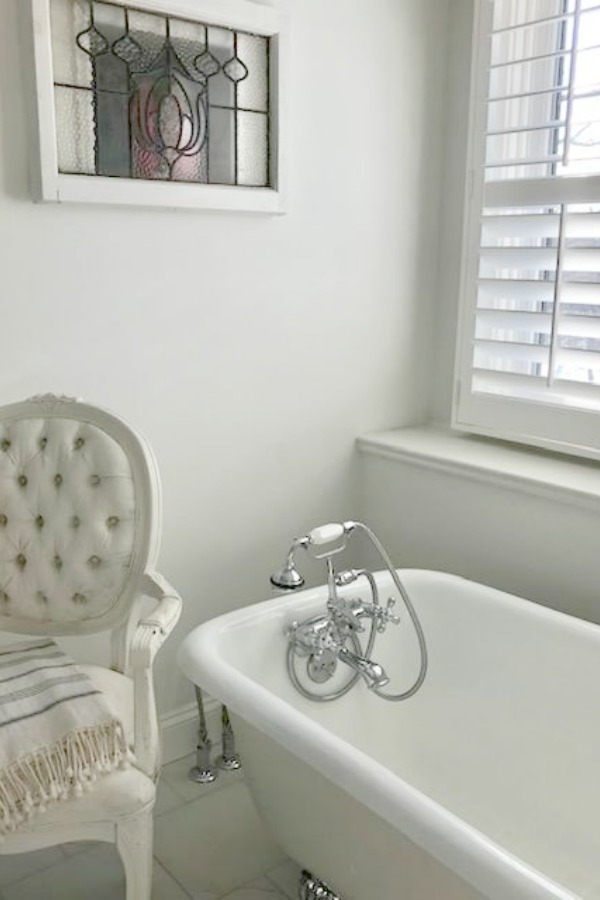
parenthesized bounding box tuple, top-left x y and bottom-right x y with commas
(272, 521, 428, 704)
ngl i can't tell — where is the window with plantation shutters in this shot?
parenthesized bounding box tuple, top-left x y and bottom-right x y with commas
(454, 0, 600, 460)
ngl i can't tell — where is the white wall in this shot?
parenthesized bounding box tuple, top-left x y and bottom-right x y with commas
(0, 0, 450, 718)
(429, 0, 473, 426)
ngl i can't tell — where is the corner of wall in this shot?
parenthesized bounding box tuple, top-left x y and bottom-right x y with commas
(428, 0, 476, 426)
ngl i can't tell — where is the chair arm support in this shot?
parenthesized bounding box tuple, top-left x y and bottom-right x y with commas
(128, 571, 182, 779)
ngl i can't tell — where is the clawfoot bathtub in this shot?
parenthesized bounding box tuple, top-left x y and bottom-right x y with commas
(178, 570, 600, 900)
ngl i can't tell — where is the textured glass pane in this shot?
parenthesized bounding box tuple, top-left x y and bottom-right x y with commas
(169, 18, 207, 77)
(54, 85, 95, 174)
(126, 10, 166, 71)
(207, 27, 234, 108)
(171, 136, 208, 183)
(236, 34, 268, 112)
(132, 141, 169, 180)
(94, 10, 128, 94)
(50, 0, 91, 88)
(208, 107, 235, 184)
(237, 111, 268, 186)
(94, 2, 125, 34)
(96, 90, 130, 177)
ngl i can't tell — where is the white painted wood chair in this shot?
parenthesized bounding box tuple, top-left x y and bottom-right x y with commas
(0, 394, 182, 899)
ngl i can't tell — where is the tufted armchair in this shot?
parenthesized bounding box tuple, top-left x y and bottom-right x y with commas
(0, 394, 182, 899)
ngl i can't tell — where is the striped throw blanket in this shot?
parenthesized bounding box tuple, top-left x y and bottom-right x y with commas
(0, 638, 132, 837)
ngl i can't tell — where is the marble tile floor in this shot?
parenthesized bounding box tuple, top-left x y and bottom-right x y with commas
(0, 753, 303, 900)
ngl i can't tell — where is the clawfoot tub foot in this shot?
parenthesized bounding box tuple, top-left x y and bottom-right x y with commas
(299, 869, 342, 900)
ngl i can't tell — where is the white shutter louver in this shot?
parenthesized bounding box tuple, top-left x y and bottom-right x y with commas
(455, 0, 600, 458)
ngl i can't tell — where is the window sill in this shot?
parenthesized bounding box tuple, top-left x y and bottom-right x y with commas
(357, 426, 600, 512)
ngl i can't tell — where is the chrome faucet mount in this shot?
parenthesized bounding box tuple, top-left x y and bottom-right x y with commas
(271, 521, 428, 703)
(299, 869, 341, 900)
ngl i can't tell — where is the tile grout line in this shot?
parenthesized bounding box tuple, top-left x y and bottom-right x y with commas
(264, 865, 302, 900)
(153, 855, 197, 900)
(0, 843, 95, 890)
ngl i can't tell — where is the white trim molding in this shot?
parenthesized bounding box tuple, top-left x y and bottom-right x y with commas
(358, 427, 600, 514)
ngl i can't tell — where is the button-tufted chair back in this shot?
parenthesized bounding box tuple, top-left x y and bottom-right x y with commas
(0, 394, 161, 635)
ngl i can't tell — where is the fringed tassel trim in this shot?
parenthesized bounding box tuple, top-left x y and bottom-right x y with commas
(0, 721, 135, 839)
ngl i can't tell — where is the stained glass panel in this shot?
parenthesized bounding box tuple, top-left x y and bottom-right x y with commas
(49, 0, 271, 187)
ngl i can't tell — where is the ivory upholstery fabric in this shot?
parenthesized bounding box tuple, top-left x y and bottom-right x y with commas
(0, 417, 136, 624)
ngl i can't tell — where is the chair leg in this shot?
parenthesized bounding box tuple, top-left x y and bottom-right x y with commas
(116, 807, 154, 900)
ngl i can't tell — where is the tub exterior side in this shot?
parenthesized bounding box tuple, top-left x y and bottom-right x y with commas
(233, 715, 486, 900)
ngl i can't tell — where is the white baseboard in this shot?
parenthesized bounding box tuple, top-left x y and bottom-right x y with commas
(160, 694, 223, 765)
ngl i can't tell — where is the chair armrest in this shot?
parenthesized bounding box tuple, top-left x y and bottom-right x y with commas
(130, 571, 182, 669)
(138, 571, 182, 637)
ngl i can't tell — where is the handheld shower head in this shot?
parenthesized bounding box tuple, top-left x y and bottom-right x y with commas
(270, 538, 308, 590)
(270, 559, 305, 590)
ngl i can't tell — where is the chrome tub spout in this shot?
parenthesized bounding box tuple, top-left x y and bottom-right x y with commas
(337, 647, 389, 689)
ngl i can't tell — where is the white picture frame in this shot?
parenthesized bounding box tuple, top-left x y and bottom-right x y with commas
(24, 0, 288, 213)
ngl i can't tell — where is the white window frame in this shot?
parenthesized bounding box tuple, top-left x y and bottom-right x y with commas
(453, 0, 600, 461)
(24, 0, 288, 213)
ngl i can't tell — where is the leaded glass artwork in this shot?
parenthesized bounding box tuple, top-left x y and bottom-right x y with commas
(49, 0, 271, 187)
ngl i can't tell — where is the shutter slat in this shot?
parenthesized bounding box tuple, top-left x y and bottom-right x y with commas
(478, 279, 555, 311)
(473, 339, 550, 376)
(472, 370, 548, 397)
(558, 317, 600, 339)
(565, 211, 600, 236)
(554, 348, 600, 383)
(563, 248, 600, 272)
(561, 280, 600, 310)
(476, 309, 553, 332)
(479, 245, 557, 276)
(481, 214, 560, 243)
